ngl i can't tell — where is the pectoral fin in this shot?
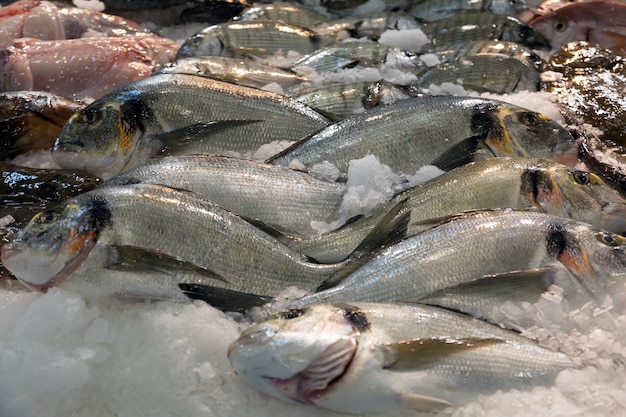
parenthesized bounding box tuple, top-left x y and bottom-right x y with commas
(150, 120, 263, 155)
(383, 337, 505, 371)
(419, 267, 563, 312)
(178, 283, 274, 312)
(399, 392, 454, 411)
(106, 245, 227, 282)
(431, 136, 492, 171)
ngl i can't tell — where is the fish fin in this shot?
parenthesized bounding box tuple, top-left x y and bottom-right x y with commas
(106, 245, 227, 282)
(419, 267, 563, 312)
(349, 198, 412, 259)
(431, 135, 491, 171)
(178, 283, 274, 312)
(150, 120, 263, 156)
(399, 392, 453, 411)
(383, 337, 505, 371)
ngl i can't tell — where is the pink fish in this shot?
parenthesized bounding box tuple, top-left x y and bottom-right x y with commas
(529, 1, 626, 53)
(0, 0, 154, 48)
(1, 36, 179, 101)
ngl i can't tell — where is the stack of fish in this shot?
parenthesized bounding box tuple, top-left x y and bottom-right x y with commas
(1, 0, 626, 413)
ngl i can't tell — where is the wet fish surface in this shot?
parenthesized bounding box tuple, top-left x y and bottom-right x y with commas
(228, 302, 579, 413)
(0, 183, 344, 302)
(52, 73, 331, 178)
(267, 95, 577, 177)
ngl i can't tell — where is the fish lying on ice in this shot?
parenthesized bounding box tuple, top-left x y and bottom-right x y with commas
(0, 184, 344, 303)
(228, 302, 580, 413)
(267, 95, 578, 177)
(102, 155, 347, 237)
(51, 73, 331, 178)
(285, 157, 626, 263)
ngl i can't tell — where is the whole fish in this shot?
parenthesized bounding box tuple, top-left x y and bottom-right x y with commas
(176, 21, 335, 59)
(267, 95, 578, 177)
(425, 39, 545, 70)
(0, 91, 84, 159)
(228, 302, 579, 413)
(156, 56, 307, 91)
(292, 81, 422, 118)
(413, 54, 541, 94)
(420, 13, 550, 50)
(286, 157, 626, 262)
(235, 2, 329, 28)
(529, 1, 626, 53)
(0, 35, 179, 101)
(102, 155, 347, 237)
(52, 73, 331, 178)
(0, 184, 344, 303)
(409, 0, 529, 22)
(290, 40, 423, 73)
(292, 210, 626, 323)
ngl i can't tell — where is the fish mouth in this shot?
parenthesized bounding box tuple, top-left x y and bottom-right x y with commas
(266, 336, 357, 405)
(0, 233, 96, 292)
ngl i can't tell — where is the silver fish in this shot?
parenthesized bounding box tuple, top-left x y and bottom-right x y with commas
(286, 157, 626, 262)
(290, 40, 423, 73)
(312, 12, 420, 40)
(51, 73, 330, 179)
(235, 2, 329, 28)
(420, 13, 551, 50)
(409, 0, 529, 22)
(267, 95, 578, 177)
(414, 54, 541, 94)
(296, 210, 626, 323)
(228, 302, 579, 413)
(155, 56, 307, 91)
(0, 184, 344, 303)
(176, 21, 335, 59)
(102, 155, 347, 237)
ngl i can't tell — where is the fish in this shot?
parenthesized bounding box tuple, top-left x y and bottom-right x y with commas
(292, 81, 422, 119)
(409, 0, 529, 22)
(155, 56, 307, 91)
(0, 35, 179, 101)
(529, 1, 626, 53)
(179, 0, 252, 25)
(51, 73, 331, 179)
(267, 95, 578, 178)
(235, 2, 329, 28)
(0, 162, 102, 229)
(0, 91, 84, 159)
(0, 183, 345, 303)
(285, 157, 626, 263)
(290, 40, 423, 73)
(292, 210, 626, 324)
(102, 155, 347, 237)
(413, 54, 541, 94)
(227, 302, 579, 413)
(176, 21, 335, 59)
(312, 12, 421, 40)
(420, 12, 551, 50)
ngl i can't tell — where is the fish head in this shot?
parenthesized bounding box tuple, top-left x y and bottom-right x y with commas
(546, 221, 626, 305)
(494, 107, 578, 165)
(522, 165, 626, 234)
(0, 196, 110, 291)
(529, 11, 580, 52)
(51, 92, 146, 178)
(176, 26, 225, 59)
(500, 17, 550, 50)
(228, 304, 365, 405)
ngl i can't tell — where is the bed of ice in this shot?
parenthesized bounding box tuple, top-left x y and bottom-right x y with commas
(1, 1, 626, 416)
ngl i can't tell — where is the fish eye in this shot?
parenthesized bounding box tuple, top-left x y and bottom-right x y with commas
(80, 109, 100, 125)
(553, 18, 568, 33)
(279, 309, 303, 320)
(518, 112, 541, 126)
(34, 210, 59, 224)
(569, 170, 601, 186)
(595, 231, 626, 246)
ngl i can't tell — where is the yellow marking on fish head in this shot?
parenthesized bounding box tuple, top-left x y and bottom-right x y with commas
(114, 101, 141, 157)
(485, 107, 518, 156)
